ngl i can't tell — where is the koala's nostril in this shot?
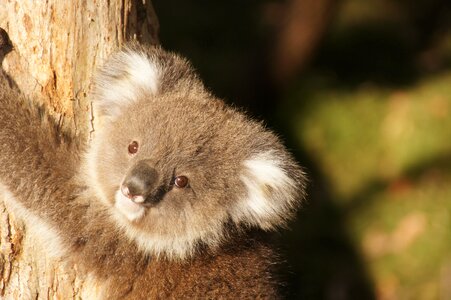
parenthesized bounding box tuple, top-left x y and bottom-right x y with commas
(121, 184, 146, 204)
(121, 185, 133, 198)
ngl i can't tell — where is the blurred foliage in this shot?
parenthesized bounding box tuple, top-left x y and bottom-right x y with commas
(282, 71, 451, 299)
(155, 0, 451, 299)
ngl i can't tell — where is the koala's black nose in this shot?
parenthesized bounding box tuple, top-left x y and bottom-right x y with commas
(122, 160, 159, 202)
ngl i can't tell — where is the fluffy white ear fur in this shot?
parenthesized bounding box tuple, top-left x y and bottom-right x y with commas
(232, 151, 300, 230)
(93, 49, 160, 118)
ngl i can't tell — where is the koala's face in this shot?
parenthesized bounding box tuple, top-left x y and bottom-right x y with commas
(86, 45, 306, 259)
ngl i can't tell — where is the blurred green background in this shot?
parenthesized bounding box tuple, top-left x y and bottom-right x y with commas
(154, 0, 451, 299)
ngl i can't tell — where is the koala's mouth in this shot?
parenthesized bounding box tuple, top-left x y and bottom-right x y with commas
(114, 190, 146, 221)
(114, 184, 167, 222)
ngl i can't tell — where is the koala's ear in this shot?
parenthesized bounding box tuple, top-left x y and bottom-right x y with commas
(92, 47, 160, 118)
(231, 151, 306, 230)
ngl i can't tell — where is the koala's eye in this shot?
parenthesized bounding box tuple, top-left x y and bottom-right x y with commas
(174, 176, 189, 188)
(128, 141, 139, 155)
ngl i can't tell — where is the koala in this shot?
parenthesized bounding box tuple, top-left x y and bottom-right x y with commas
(0, 44, 307, 299)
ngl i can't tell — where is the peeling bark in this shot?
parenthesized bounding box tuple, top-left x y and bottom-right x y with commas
(0, 1, 159, 298)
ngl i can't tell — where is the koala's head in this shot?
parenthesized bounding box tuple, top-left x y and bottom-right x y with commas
(86, 45, 307, 259)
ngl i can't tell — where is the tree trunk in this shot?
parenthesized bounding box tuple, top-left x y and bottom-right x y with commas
(0, 1, 159, 298)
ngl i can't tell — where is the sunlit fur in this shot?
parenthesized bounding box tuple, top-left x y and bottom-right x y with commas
(93, 49, 160, 118)
(0, 184, 68, 258)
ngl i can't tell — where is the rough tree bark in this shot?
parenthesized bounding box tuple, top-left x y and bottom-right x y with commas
(0, 1, 159, 298)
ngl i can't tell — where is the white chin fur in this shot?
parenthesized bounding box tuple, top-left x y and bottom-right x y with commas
(114, 190, 145, 221)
